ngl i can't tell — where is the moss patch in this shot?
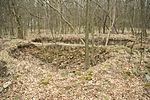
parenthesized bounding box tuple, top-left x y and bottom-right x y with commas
(39, 78, 49, 85)
(124, 72, 131, 76)
(74, 71, 82, 76)
(82, 75, 92, 80)
(145, 83, 150, 88)
(85, 69, 93, 75)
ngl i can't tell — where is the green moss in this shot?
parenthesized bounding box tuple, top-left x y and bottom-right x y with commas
(74, 71, 82, 76)
(145, 83, 150, 87)
(122, 72, 132, 79)
(47, 74, 52, 78)
(125, 72, 131, 76)
(85, 70, 93, 75)
(82, 75, 92, 80)
(103, 63, 110, 68)
(40, 78, 49, 85)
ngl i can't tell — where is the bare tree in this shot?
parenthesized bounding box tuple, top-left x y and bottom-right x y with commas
(85, 0, 90, 69)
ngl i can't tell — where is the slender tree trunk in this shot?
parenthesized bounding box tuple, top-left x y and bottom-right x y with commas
(103, 0, 110, 34)
(30, 17, 33, 33)
(85, 0, 90, 69)
(139, 0, 146, 65)
(105, 0, 116, 46)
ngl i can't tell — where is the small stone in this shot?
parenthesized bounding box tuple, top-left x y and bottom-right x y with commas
(145, 73, 150, 82)
(0, 87, 3, 93)
(3, 81, 12, 89)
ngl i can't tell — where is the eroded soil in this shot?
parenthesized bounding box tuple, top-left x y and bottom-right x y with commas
(9, 43, 111, 71)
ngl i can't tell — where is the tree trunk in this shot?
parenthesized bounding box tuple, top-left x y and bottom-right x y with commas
(85, 0, 90, 69)
(11, 0, 24, 39)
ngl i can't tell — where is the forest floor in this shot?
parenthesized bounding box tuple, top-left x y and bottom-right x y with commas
(0, 33, 150, 100)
